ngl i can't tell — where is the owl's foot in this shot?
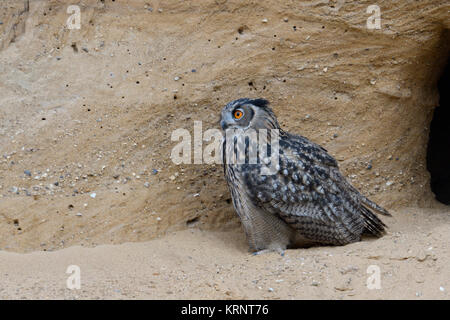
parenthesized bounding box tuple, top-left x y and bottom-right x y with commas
(252, 248, 285, 256)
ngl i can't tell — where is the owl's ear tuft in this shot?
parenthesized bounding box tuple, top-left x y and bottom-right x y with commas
(250, 98, 270, 109)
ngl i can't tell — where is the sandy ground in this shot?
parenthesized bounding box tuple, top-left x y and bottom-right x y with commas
(1, 0, 449, 254)
(0, 206, 449, 300)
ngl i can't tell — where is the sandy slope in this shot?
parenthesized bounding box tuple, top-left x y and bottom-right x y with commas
(1, 0, 449, 254)
(0, 0, 449, 300)
(0, 206, 448, 300)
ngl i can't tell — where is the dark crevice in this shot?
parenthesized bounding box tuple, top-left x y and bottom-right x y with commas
(427, 57, 450, 205)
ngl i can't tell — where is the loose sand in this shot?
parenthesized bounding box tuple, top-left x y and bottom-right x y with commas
(0, 206, 449, 299)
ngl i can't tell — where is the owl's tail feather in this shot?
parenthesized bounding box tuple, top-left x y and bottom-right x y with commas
(360, 205, 387, 237)
(360, 195, 391, 216)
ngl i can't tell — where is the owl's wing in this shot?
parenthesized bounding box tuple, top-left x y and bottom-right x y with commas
(243, 132, 387, 245)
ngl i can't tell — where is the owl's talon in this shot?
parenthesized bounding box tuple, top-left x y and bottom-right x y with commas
(252, 249, 270, 256)
(252, 248, 285, 256)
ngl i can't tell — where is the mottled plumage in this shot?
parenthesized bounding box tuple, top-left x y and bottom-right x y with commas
(220, 98, 390, 254)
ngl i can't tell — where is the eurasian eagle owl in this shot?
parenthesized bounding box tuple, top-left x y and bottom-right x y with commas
(220, 98, 390, 254)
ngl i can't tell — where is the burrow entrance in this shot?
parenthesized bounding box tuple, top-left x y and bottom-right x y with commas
(427, 57, 450, 205)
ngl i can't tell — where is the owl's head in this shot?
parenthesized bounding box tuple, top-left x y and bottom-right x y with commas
(220, 98, 280, 131)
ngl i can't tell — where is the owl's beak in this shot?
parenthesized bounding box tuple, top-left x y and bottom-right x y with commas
(220, 119, 228, 130)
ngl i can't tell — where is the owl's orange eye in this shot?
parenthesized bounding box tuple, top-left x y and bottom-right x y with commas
(233, 109, 244, 119)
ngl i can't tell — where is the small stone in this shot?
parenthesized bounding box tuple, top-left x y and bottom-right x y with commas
(144, 182, 150, 188)
(24, 170, 32, 176)
(334, 285, 352, 292)
(262, 18, 268, 23)
(158, 8, 163, 13)
(174, 76, 180, 81)
(283, 17, 288, 22)
(386, 181, 394, 186)
(268, 287, 274, 292)
(340, 265, 359, 274)
(440, 286, 445, 292)
(152, 169, 158, 175)
(90, 192, 96, 198)
(76, 213, 83, 217)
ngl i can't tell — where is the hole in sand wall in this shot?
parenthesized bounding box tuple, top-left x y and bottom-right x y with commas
(427, 56, 450, 205)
